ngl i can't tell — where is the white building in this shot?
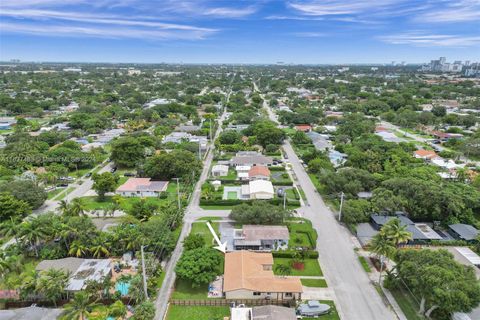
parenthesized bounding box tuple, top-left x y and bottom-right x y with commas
(241, 180, 274, 200)
(212, 164, 229, 177)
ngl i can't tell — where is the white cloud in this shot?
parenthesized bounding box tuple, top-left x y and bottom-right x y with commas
(0, 9, 216, 32)
(416, 0, 480, 22)
(203, 6, 258, 18)
(288, 0, 406, 16)
(0, 21, 216, 40)
(378, 33, 480, 47)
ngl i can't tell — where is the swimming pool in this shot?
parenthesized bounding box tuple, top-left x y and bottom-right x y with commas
(115, 281, 130, 296)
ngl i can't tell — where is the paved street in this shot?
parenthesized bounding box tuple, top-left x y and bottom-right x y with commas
(154, 77, 234, 320)
(256, 83, 397, 320)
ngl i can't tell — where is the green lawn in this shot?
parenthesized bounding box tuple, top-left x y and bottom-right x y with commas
(190, 221, 219, 247)
(314, 300, 340, 320)
(390, 288, 425, 320)
(273, 258, 323, 276)
(227, 191, 238, 200)
(171, 279, 209, 300)
(301, 278, 328, 287)
(200, 205, 234, 210)
(47, 188, 63, 200)
(57, 187, 74, 200)
(166, 306, 229, 320)
(287, 219, 317, 249)
(358, 256, 372, 273)
(196, 217, 223, 221)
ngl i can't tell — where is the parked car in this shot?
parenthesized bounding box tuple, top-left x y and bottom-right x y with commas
(297, 301, 331, 317)
(111, 167, 117, 173)
(85, 172, 92, 177)
(277, 188, 285, 198)
(57, 183, 69, 187)
(124, 172, 135, 177)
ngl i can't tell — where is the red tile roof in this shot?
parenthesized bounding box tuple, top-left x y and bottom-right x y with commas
(248, 165, 271, 177)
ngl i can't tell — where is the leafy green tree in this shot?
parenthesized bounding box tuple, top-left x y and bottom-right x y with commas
(393, 249, 480, 318)
(183, 233, 205, 250)
(175, 247, 222, 287)
(92, 172, 119, 200)
(109, 300, 127, 319)
(337, 113, 375, 140)
(110, 136, 146, 168)
(292, 131, 311, 145)
(252, 121, 286, 148)
(68, 241, 89, 257)
(230, 201, 291, 225)
(371, 188, 406, 214)
(144, 149, 201, 180)
(0, 180, 47, 209)
(0, 193, 31, 222)
(218, 130, 241, 145)
(127, 198, 159, 221)
(341, 199, 371, 225)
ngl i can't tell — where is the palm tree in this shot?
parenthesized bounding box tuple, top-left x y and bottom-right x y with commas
(90, 243, 110, 258)
(274, 263, 292, 277)
(69, 198, 86, 216)
(68, 241, 89, 257)
(0, 217, 22, 244)
(370, 232, 396, 284)
(58, 200, 70, 216)
(36, 269, 69, 307)
(62, 291, 99, 320)
(109, 300, 127, 319)
(19, 219, 48, 257)
(382, 218, 413, 246)
(0, 251, 12, 277)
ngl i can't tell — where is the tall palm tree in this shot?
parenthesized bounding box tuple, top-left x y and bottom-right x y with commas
(382, 218, 413, 246)
(68, 241, 89, 257)
(62, 291, 99, 320)
(370, 232, 396, 284)
(19, 219, 48, 257)
(90, 243, 110, 258)
(109, 300, 127, 319)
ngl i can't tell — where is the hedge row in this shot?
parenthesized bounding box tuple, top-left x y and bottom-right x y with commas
(200, 198, 298, 206)
(272, 250, 319, 259)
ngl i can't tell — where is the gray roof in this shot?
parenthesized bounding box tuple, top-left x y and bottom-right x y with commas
(230, 155, 273, 166)
(0, 307, 63, 320)
(371, 213, 414, 227)
(356, 223, 379, 246)
(449, 224, 479, 241)
(253, 305, 296, 320)
(242, 225, 289, 241)
(35, 257, 83, 274)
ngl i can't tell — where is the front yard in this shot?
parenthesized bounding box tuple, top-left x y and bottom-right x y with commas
(273, 258, 323, 276)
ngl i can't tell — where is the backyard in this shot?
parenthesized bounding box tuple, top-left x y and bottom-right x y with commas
(166, 305, 229, 320)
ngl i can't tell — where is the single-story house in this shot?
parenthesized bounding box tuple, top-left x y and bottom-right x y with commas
(241, 180, 274, 200)
(230, 305, 296, 320)
(36, 258, 112, 292)
(233, 225, 289, 251)
(449, 224, 479, 242)
(0, 307, 63, 320)
(248, 165, 271, 181)
(414, 149, 439, 160)
(236, 165, 251, 180)
(116, 178, 169, 197)
(162, 132, 208, 148)
(223, 251, 302, 300)
(431, 131, 463, 142)
(175, 124, 201, 133)
(211, 164, 229, 177)
(357, 213, 443, 246)
(230, 151, 273, 167)
(295, 124, 312, 132)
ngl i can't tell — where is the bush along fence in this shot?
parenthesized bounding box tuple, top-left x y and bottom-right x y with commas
(200, 198, 300, 207)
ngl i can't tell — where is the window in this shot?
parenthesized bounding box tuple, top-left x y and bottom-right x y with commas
(253, 292, 261, 296)
(285, 292, 293, 297)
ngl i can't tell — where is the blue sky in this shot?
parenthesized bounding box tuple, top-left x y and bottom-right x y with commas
(0, 0, 479, 64)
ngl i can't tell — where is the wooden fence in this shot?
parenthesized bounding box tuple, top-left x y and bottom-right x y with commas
(169, 299, 291, 307)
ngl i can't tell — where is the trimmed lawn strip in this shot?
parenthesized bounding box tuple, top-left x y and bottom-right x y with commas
(314, 300, 340, 320)
(196, 217, 223, 221)
(273, 258, 323, 276)
(390, 288, 425, 320)
(57, 187, 74, 200)
(300, 278, 328, 287)
(166, 305, 229, 320)
(47, 188, 63, 200)
(358, 256, 372, 273)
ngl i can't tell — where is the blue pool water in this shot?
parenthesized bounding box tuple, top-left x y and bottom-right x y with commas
(106, 317, 115, 320)
(115, 281, 130, 296)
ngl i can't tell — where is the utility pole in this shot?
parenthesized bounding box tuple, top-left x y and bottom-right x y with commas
(338, 192, 344, 222)
(173, 177, 181, 209)
(283, 192, 287, 210)
(198, 141, 202, 160)
(140, 245, 149, 300)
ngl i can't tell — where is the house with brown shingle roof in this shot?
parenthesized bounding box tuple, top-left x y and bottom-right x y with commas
(248, 165, 271, 181)
(223, 251, 302, 300)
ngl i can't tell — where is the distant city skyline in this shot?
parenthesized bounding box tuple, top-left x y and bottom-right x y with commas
(1, 0, 479, 64)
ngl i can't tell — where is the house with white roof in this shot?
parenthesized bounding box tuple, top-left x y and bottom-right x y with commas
(241, 180, 274, 200)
